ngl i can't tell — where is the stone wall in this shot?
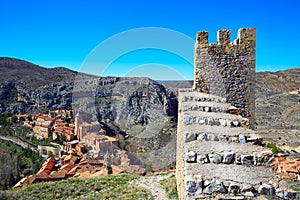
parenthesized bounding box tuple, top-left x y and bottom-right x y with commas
(176, 29, 296, 199)
(193, 28, 255, 128)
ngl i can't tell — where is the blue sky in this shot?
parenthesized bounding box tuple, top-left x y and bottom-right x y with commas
(0, 0, 299, 80)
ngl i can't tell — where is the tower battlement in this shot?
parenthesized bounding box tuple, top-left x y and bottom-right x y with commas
(196, 28, 256, 47)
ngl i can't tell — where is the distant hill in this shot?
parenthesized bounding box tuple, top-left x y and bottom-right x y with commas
(0, 57, 82, 87)
(255, 68, 300, 97)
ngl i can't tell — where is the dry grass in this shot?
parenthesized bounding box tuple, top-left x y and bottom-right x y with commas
(0, 174, 153, 200)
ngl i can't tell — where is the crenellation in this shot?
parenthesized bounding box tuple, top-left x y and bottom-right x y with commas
(217, 29, 231, 45)
(196, 31, 208, 46)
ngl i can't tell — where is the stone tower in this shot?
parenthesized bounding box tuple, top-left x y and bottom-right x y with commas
(193, 28, 255, 128)
(176, 28, 279, 200)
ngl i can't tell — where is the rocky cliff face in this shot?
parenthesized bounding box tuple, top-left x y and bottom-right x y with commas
(0, 58, 178, 170)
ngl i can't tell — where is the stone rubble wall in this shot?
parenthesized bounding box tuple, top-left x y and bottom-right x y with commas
(176, 90, 296, 199)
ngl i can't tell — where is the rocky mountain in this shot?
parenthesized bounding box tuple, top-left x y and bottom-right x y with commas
(1, 57, 299, 167)
(0, 57, 179, 170)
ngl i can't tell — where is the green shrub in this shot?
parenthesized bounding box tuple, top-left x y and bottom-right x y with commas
(266, 142, 279, 154)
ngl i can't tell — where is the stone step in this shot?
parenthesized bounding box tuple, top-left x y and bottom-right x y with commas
(183, 141, 273, 167)
(182, 111, 243, 121)
(184, 163, 274, 186)
(181, 125, 260, 144)
(180, 101, 233, 113)
(179, 90, 227, 104)
(184, 140, 268, 156)
(181, 112, 247, 128)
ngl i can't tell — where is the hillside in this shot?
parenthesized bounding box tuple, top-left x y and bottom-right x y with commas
(0, 57, 178, 171)
(0, 58, 80, 87)
(0, 57, 299, 163)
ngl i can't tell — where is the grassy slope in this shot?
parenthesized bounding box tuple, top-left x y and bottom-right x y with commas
(0, 174, 153, 200)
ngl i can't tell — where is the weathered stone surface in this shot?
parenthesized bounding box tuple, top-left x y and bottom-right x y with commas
(258, 184, 275, 196)
(243, 191, 254, 197)
(197, 154, 209, 164)
(238, 134, 246, 143)
(204, 179, 227, 194)
(185, 132, 196, 142)
(208, 153, 223, 164)
(223, 152, 235, 164)
(241, 155, 254, 166)
(197, 133, 208, 141)
(185, 151, 197, 163)
(284, 190, 297, 199)
(235, 154, 242, 165)
(196, 117, 205, 125)
(185, 175, 203, 196)
(207, 133, 218, 141)
(183, 115, 193, 125)
(241, 184, 254, 192)
(275, 189, 284, 198)
(228, 183, 240, 194)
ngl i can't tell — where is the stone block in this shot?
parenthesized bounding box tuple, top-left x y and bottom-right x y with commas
(204, 178, 227, 194)
(209, 153, 223, 164)
(284, 190, 297, 199)
(258, 184, 275, 196)
(186, 151, 197, 163)
(207, 133, 218, 141)
(275, 189, 284, 198)
(241, 155, 254, 166)
(197, 154, 209, 164)
(197, 133, 208, 141)
(185, 175, 203, 196)
(235, 154, 242, 165)
(219, 119, 227, 126)
(243, 191, 254, 197)
(228, 183, 240, 194)
(185, 132, 196, 142)
(183, 115, 193, 125)
(223, 152, 235, 164)
(241, 184, 254, 192)
(196, 117, 205, 125)
(207, 117, 215, 125)
(238, 134, 246, 143)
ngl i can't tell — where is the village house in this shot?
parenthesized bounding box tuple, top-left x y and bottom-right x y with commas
(274, 155, 300, 180)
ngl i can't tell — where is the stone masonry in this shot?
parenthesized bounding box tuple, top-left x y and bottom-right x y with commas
(193, 28, 255, 128)
(176, 29, 295, 199)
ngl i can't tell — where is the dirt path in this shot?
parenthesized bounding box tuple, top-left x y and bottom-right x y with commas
(130, 173, 174, 200)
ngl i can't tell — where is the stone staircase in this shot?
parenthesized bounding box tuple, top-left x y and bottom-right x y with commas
(176, 90, 284, 200)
